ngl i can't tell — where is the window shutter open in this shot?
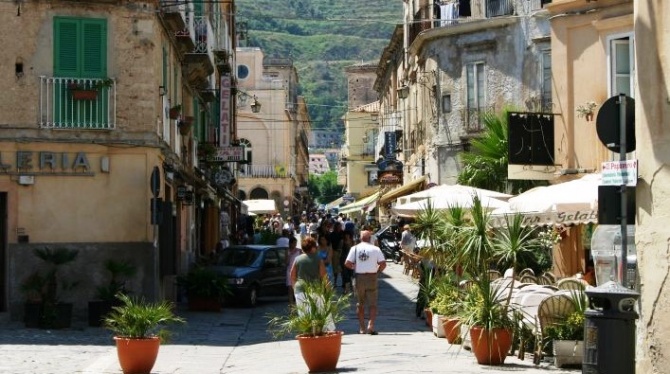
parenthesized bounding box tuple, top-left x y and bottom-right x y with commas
(54, 18, 80, 77)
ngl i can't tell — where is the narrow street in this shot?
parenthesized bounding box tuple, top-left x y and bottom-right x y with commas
(0, 262, 579, 374)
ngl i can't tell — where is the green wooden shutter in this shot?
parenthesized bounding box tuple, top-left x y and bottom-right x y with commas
(81, 19, 107, 78)
(162, 45, 168, 88)
(54, 18, 80, 77)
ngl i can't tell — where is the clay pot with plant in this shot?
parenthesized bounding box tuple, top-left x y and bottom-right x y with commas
(169, 104, 182, 119)
(20, 247, 79, 329)
(267, 278, 350, 372)
(176, 266, 230, 312)
(88, 259, 137, 327)
(104, 293, 185, 374)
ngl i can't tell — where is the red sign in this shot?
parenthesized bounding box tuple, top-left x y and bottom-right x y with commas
(219, 74, 231, 146)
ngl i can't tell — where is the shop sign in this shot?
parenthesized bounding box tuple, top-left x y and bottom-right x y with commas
(212, 146, 244, 162)
(0, 151, 94, 175)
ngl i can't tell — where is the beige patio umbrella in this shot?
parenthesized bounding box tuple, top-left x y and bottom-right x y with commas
(397, 184, 512, 206)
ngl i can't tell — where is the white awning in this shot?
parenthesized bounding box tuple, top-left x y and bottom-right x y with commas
(242, 199, 277, 215)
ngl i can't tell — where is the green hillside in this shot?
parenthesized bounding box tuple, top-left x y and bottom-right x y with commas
(235, 0, 402, 135)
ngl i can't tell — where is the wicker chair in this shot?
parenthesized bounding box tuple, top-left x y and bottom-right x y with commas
(536, 274, 554, 286)
(533, 294, 577, 364)
(487, 269, 502, 281)
(519, 274, 538, 284)
(557, 278, 586, 291)
(519, 268, 535, 277)
(542, 271, 557, 283)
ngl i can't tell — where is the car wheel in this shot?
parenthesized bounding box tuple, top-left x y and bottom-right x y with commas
(246, 285, 258, 307)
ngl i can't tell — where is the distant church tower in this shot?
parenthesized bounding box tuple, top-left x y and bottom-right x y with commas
(344, 63, 378, 110)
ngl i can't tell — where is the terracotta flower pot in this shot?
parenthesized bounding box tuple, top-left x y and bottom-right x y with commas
(72, 89, 98, 100)
(424, 308, 433, 329)
(469, 326, 512, 365)
(114, 336, 160, 374)
(443, 317, 462, 344)
(297, 331, 343, 372)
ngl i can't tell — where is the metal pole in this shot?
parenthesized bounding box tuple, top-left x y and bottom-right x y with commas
(619, 93, 628, 287)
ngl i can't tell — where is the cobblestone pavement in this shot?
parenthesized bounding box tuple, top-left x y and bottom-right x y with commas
(0, 263, 580, 374)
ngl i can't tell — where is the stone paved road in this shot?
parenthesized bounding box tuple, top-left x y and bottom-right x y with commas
(0, 263, 580, 374)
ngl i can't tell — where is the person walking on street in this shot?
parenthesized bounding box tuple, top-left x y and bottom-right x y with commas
(345, 230, 386, 335)
(400, 224, 416, 254)
(290, 236, 335, 331)
(286, 236, 301, 305)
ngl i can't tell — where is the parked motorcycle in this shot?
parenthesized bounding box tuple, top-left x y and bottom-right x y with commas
(375, 225, 403, 264)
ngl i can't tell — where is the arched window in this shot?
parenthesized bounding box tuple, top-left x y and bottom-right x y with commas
(238, 190, 247, 201)
(239, 138, 252, 176)
(250, 187, 268, 200)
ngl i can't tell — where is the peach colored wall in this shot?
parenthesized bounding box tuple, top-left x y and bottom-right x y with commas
(549, 2, 633, 172)
(634, 0, 670, 372)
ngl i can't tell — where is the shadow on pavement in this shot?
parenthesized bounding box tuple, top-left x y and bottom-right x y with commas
(0, 263, 424, 347)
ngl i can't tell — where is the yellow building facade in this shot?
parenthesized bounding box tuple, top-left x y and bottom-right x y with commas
(0, 1, 237, 320)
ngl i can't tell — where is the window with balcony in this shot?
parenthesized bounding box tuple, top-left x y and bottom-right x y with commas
(47, 17, 112, 129)
(608, 35, 635, 98)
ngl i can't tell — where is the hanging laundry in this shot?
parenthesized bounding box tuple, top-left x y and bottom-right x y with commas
(441, 3, 456, 26)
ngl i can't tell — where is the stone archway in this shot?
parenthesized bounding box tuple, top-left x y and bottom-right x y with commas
(250, 187, 268, 200)
(238, 190, 247, 201)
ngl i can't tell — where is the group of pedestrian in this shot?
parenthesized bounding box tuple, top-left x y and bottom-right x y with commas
(288, 229, 386, 335)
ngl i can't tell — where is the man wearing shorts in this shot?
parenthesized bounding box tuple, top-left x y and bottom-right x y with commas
(345, 230, 386, 335)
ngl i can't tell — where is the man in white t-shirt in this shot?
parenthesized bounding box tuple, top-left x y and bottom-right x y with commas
(345, 230, 386, 335)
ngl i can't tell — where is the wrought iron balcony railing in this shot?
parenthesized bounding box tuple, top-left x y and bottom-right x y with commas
(238, 164, 295, 179)
(462, 106, 495, 133)
(39, 76, 116, 129)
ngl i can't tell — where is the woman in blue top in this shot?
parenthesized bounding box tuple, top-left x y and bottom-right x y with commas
(317, 234, 334, 285)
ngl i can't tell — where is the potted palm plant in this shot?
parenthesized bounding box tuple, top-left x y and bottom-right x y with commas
(459, 279, 516, 365)
(104, 293, 185, 374)
(453, 195, 516, 365)
(20, 247, 79, 329)
(176, 266, 230, 312)
(88, 259, 137, 326)
(267, 278, 350, 372)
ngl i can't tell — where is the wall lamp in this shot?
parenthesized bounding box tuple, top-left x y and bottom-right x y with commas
(397, 85, 410, 99)
(237, 89, 262, 113)
(250, 96, 261, 113)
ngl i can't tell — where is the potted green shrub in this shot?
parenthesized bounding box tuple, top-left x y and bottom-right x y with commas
(544, 291, 588, 368)
(267, 278, 350, 372)
(68, 78, 113, 100)
(169, 104, 182, 119)
(20, 247, 79, 329)
(429, 277, 462, 343)
(104, 293, 185, 374)
(88, 259, 137, 326)
(176, 266, 230, 312)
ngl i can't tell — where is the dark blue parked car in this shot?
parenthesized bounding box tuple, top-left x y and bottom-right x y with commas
(210, 245, 288, 307)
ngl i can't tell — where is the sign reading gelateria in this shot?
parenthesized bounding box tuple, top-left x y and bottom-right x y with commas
(0, 151, 94, 175)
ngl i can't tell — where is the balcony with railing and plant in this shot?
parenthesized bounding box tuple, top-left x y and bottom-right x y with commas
(238, 164, 295, 179)
(461, 105, 495, 133)
(39, 76, 116, 129)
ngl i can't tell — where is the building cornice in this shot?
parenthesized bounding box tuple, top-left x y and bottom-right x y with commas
(408, 17, 518, 56)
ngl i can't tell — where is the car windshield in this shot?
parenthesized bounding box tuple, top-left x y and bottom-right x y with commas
(218, 247, 260, 267)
